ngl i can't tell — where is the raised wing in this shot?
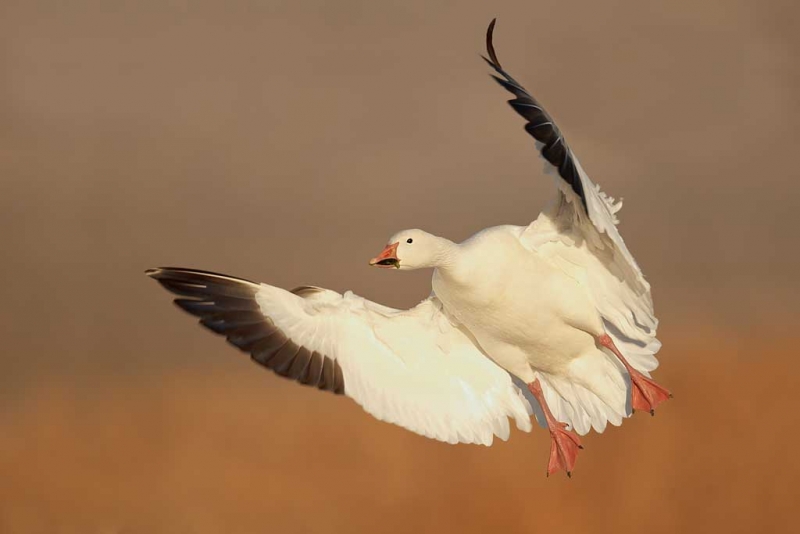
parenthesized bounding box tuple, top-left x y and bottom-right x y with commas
(484, 19, 647, 292)
(484, 19, 586, 213)
(484, 21, 661, 434)
(147, 267, 533, 445)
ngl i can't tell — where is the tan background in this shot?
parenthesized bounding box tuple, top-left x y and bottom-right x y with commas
(1, 1, 799, 533)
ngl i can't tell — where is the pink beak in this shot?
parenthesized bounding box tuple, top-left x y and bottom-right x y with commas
(369, 242, 400, 268)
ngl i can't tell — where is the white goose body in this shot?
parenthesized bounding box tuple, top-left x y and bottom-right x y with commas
(146, 21, 670, 476)
(434, 225, 601, 375)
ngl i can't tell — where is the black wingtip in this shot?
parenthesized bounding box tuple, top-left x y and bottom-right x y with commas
(144, 267, 259, 286)
(486, 18, 500, 68)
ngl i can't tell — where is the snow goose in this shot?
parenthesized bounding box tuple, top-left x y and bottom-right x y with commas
(146, 20, 670, 477)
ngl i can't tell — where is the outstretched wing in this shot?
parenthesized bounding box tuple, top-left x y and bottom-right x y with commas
(484, 21, 661, 434)
(147, 268, 533, 445)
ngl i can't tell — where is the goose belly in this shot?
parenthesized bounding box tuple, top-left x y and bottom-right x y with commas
(432, 246, 602, 377)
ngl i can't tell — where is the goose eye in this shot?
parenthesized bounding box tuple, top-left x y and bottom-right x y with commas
(407, 238, 413, 244)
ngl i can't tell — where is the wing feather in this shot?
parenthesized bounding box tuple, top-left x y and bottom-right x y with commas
(484, 19, 587, 213)
(147, 267, 533, 445)
(485, 20, 651, 293)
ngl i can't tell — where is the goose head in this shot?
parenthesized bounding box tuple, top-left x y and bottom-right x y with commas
(369, 229, 453, 270)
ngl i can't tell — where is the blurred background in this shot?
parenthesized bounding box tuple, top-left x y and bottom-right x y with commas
(1, 0, 798, 532)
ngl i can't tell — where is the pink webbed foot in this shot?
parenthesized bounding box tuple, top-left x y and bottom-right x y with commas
(597, 333, 672, 415)
(546, 420, 583, 477)
(528, 379, 583, 477)
(628, 368, 672, 415)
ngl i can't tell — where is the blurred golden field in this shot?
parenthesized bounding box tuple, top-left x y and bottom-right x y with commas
(1, 0, 799, 532)
(1, 334, 796, 533)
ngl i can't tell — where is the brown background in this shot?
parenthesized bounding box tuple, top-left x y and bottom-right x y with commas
(1, 1, 798, 533)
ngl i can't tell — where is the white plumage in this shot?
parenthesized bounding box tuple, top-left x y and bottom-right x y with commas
(257, 284, 533, 445)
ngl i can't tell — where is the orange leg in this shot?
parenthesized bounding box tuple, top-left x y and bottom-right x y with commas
(527, 379, 582, 477)
(597, 334, 672, 415)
